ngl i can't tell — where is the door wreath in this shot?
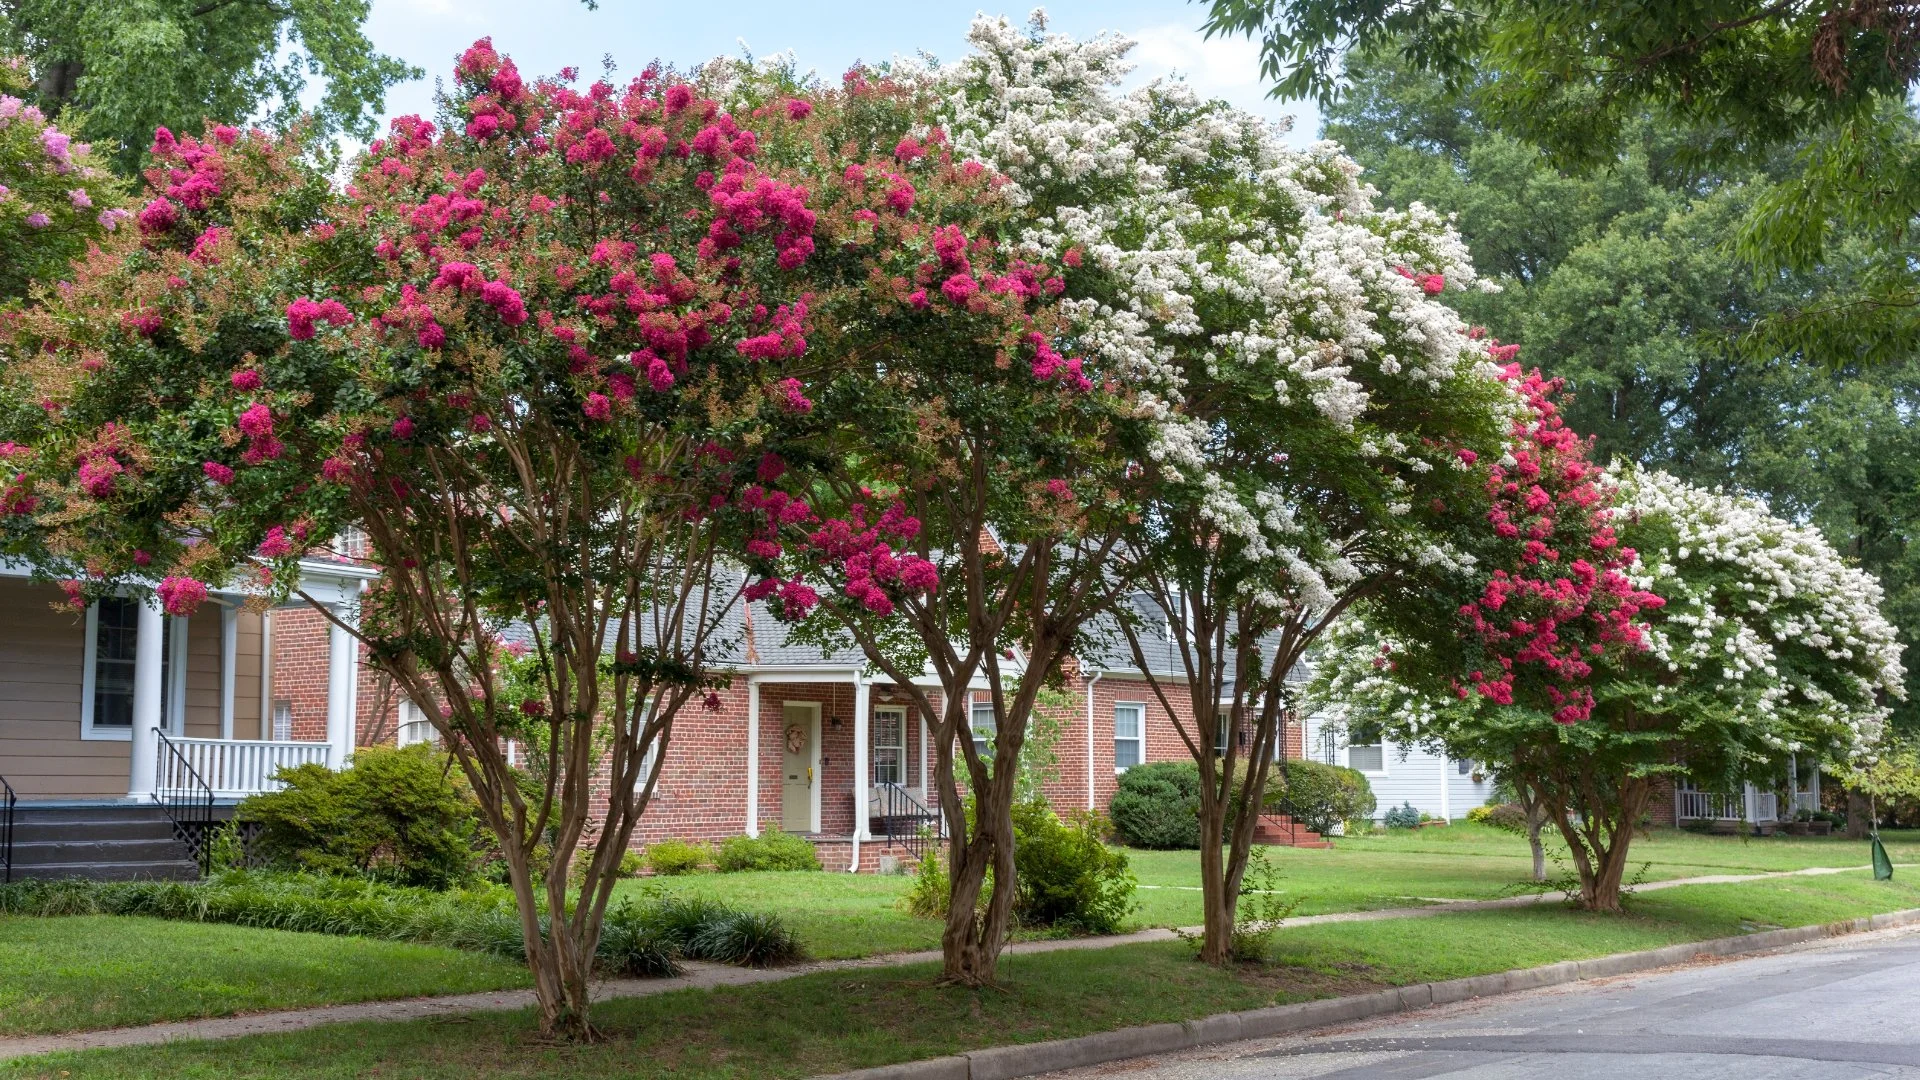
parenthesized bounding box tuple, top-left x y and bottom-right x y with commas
(784, 724, 807, 753)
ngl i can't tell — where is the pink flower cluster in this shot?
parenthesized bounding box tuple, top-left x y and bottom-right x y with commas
(257, 525, 295, 558)
(1455, 366, 1664, 724)
(701, 166, 817, 268)
(1029, 334, 1093, 393)
(737, 302, 808, 361)
(234, 402, 283, 465)
(286, 297, 353, 340)
(157, 576, 208, 617)
(802, 499, 938, 617)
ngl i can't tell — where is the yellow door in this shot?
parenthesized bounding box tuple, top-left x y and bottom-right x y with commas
(781, 702, 818, 832)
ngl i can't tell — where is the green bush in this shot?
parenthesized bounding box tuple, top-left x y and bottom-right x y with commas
(1109, 761, 1201, 849)
(1383, 801, 1422, 829)
(645, 839, 710, 876)
(715, 830, 822, 872)
(0, 873, 801, 975)
(235, 744, 481, 888)
(901, 844, 952, 918)
(1266, 759, 1376, 834)
(1468, 803, 1530, 833)
(1010, 800, 1137, 934)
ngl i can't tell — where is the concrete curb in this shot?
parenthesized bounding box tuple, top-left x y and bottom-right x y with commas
(816, 906, 1920, 1080)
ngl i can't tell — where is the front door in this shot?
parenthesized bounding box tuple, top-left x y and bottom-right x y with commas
(781, 702, 819, 833)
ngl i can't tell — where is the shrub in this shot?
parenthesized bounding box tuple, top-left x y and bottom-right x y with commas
(645, 839, 710, 876)
(235, 744, 481, 888)
(1383, 802, 1422, 829)
(715, 830, 821, 872)
(1010, 800, 1137, 934)
(1469, 803, 1530, 833)
(901, 844, 952, 918)
(0, 873, 801, 974)
(1266, 760, 1376, 834)
(1108, 761, 1201, 849)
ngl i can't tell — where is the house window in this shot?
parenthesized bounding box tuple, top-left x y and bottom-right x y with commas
(1114, 703, 1145, 769)
(873, 706, 906, 785)
(396, 699, 440, 747)
(1214, 718, 1230, 757)
(1347, 719, 1384, 773)
(1457, 758, 1474, 776)
(271, 699, 293, 742)
(83, 598, 175, 739)
(970, 701, 996, 760)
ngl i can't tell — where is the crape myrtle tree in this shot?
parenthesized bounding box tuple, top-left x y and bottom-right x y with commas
(990, 40, 1515, 961)
(716, 24, 1158, 986)
(0, 57, 129, 299)
(1316, 390, 1904, 911)
(0, 39, 845, 1038)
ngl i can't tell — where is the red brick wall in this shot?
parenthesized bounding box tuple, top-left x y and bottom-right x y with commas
(267, 606, 400, 748)
(1648, 777, 1677, 826)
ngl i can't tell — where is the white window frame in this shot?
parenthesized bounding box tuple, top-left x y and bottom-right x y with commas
(1114, 702, 1146, 772)
(80, 597, 185, 741)
(395, 698, 441, 748)
(872, 705, 907, 786)
(969, 699, 996, 761)
(1345, 718, 1387, 776)
(631, 699, 662, 792)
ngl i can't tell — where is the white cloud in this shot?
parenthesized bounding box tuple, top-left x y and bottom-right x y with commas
(1122, 22, 1319, 147)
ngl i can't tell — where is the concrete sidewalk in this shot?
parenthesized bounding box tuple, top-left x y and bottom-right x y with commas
(0, 861, 1892, 1061)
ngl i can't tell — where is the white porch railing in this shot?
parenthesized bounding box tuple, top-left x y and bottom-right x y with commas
(1677, 789, 1744, 821)
(159, 738, 333, 800)
(1792, 791, 1820, 815)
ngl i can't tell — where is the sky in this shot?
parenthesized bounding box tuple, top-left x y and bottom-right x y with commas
(355, 0, 1323, 147)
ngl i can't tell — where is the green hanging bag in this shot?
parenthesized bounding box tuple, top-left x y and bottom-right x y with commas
(1873, 832, 1895, 881)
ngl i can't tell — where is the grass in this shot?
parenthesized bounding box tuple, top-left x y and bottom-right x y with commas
(623, 824, 1920, 959)
(0, 915, 530, 1037)
(8, 872, 1917, 1079)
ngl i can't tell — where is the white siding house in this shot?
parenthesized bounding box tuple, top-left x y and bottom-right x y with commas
(1300, 704, 1496, 823)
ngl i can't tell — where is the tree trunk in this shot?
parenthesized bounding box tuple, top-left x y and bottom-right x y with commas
(1528, 812, 1547, 883)
(501, 848, 596, 1040)
(939, 786, 1017, 986)
(1551, 776, 1650, 913)
(1847, 790, 1873, 840)
(1196, 793, 1234, 965)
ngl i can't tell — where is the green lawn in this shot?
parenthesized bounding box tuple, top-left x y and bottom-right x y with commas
(626, 824, 1920, 959)
(0, 916, 531, 1037)
(10, 872, 1915, 1080)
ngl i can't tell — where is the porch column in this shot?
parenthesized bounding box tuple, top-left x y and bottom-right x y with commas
(219, 604, 238, 740)
(326, 606, 358, 768)
(852, 671, 869, 843)
(126, 598, 166, 799)
(1809, 766, 1821, 807)
(745, 676, 760, 837)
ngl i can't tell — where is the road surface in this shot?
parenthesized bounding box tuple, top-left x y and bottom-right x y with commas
(1042, 926, 1920, 1079)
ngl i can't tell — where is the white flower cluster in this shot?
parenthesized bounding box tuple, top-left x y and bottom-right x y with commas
(934, 15, 1502, 613)
(1612, 464, 1904, 754)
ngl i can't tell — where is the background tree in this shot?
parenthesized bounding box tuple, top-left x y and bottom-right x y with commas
(0, 40, 836, 1038)
(0, 0, 417, 172)
(1200, 1, 1920, 364)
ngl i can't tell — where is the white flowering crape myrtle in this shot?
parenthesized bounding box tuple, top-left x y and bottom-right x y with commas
(927, 14, 1512, 617)
(1612, 464, 1904, 767)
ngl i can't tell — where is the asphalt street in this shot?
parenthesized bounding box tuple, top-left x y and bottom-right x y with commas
(1041, 926, 1920, 1079)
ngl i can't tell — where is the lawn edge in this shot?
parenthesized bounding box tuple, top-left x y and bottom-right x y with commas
(818, 906, 1920, 1080)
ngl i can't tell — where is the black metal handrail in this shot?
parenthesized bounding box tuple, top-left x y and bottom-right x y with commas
(1, 772, 15, 885)
(154, 729, 217, 875)
(870, 781, 940, 861)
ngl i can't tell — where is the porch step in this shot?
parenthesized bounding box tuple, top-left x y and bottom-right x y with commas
(1252, 814, 1332, 849)
(4, 803, 224, 882)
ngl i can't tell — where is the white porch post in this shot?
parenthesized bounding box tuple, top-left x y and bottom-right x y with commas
(1809, 766, 1821, 807)
(745, 676, 761, 838)
(849, 670, 869, 872)
(126, 598, 166, 799)
(219, 604, 238, 741)
(326, 606, 358, 768)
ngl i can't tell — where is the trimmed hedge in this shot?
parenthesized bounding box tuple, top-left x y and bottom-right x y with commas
(1109, 761, 1202, 849)
(1266, 759, 1377, 834)
(0, 872, 801, 975)
(715, 830, 821, 872)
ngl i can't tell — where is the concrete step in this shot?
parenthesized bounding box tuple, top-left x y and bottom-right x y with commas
(9, 837, 192, 866)
(6, 859, 199, 882)
(11, 817, 179, 843)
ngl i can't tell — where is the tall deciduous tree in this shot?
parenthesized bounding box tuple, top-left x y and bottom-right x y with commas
(0, 40, 838, 1038)
(1, 0, 418, 171)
